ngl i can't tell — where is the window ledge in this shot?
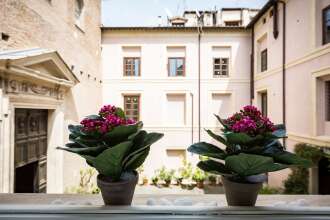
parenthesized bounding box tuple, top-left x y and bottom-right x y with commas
(0, 194, 330, 219)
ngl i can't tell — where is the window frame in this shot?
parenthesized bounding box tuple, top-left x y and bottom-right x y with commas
(261, 49, 268, 72)
(123, 94, 141, 121)
(213, 57, 229, 77)
(167, 57, 186, 77)
(322, 5, 330, 45)
(260, 92, 268, 117)
(123, 57, 141, 77)
(325, 81, 330, 121)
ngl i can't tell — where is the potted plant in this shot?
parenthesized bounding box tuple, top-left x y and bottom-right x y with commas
(151, 176, 159, 186)
(192, 168, 206, 189)
(188, 105, 311, 206)
(177, 161, 193, 187)
(158, 167, 174, 187)
(208, 175, 217, 186)
(58, 104, 163, 205)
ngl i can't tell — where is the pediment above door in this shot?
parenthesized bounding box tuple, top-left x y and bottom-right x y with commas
(0, 48, 79, 100)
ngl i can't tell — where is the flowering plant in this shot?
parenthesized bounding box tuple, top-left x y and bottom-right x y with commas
(58, 104, 163, 181)
(188, 105, 311, 182)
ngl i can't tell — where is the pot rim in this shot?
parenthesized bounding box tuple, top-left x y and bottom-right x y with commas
(221, 175, 264, 185)
(97, 170, 138, 186)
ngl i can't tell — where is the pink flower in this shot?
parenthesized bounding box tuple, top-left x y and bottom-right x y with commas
(224, 105, 276, 136)
(80, 104, 137, 134)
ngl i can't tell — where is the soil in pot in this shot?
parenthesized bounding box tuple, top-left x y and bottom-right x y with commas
(221, 176, 262, 206)
(97, 171, 138, 206)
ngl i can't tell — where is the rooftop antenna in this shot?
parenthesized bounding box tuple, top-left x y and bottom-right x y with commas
(157, 15, 162, 26)
(164, 8, 173, 25)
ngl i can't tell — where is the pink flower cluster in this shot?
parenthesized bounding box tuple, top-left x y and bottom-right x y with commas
(224, 105, 276, 136)
(80, 105, 136, 134)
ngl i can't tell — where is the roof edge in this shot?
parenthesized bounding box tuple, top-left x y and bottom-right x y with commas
(246, 0, 277, 29)
(101, 26, 248, 32)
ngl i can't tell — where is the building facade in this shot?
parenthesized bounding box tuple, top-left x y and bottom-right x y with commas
(101, 26, 252, 178)
(0, 0, 102, 193)
(249, 0, 330, 191)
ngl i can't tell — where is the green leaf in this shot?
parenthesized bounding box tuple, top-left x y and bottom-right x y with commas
(271, 129, 287, 138)
(224, 132, 254, 145)
(188, 142, 227, 160)
(197, 160, 232, 176)
(214, 114, 229, 129)
(123, 148, 150, 171)
(92, 141, 133, 180)
(273, 151, 312, 168)
(115, 107, 126, 119)
(85, 115, 102, 120)
(205, 129, 229, 147)
(57, 145, 107, 157)
(225, 153, 288, 177)
(103, 122, 143, 146)
(123, 132, 163, 165)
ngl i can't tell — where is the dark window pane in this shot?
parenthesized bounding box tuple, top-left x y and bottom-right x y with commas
(213, 57, 229, 77)
(261, 92, 268, 117)
(324, 7, 330, 44)
(124, 58, 140, 76)
(168, 58, 185, 76)
(261, 49, 267, 72)
(326, 81, 330, 121)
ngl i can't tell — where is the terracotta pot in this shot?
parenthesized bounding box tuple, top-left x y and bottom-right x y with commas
(97, 171, 138, 206)
(221, 176, 262, 206)
(196, 181, 204, 189)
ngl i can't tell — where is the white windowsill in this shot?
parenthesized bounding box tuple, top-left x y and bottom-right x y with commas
(1, 194, 330, 219)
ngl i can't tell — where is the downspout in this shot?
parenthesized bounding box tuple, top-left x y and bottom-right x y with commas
(277, 0, 286, 146)
(197, 26, 202, 142)
(190, 92, 194, 144)
(279, 1, 286, 129)
(250, 27, 255, 104)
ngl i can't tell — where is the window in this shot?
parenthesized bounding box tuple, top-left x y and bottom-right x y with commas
(323, 5, 330, 45)
(325, 81, 330, 121)
(213, 58, 229, 77)
(224, 21, 240, 26)
(261, 49, 268, 72)
(168, 58, 185, 76)
(74, 0, 84, 19)
(123, 57, 140, 76)
(261, 92, 268, 117)
(124, 95, 140, 121)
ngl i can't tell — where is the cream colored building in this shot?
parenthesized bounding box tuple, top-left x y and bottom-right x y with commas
(101, 14, 253, 177)
(248, 0, 330, 192)
(0, 0, 102, 193)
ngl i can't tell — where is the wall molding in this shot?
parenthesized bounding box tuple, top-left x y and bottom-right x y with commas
(288, 132, 330, 147)
(254, 43, 330, 81)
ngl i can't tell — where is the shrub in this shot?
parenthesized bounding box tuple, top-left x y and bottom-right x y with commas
(66, 168, 99, 194)
(192, 168, 207, 183)
(259, 185, 281, 194)
(158, 167, 174, 186)
(284, 143, 324, 194)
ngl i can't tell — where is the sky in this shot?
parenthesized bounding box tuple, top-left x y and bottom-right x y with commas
(102, 0, 268, 27)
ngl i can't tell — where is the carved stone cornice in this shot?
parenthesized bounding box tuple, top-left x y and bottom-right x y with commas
(0, 75, 64, 100)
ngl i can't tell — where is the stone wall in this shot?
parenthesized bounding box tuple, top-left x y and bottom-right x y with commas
(0, 0, 102, 192)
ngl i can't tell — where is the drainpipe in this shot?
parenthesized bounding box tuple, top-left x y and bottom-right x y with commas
(190, 92, 194, 144)
(250, 26, 255, 104)
(197, 25, 202, 142)
(279, 1, 286, 129)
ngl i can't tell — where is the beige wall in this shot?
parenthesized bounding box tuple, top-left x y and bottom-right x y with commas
(102, 29, 251, 177)
(253, 0, 330, 187)
(0, 0, 102, 192)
